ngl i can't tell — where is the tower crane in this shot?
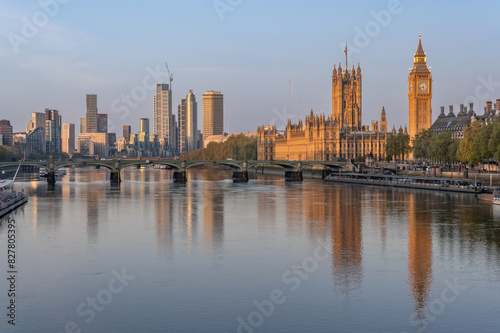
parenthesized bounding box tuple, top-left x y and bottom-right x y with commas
(289, 81, 303, 123)
(165, 62, 173, 89)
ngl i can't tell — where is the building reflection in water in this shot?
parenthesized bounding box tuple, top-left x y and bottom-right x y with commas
(407, 192, 433, 323)
(155, 185, 175, 259)
(203, 182, 224, 266)
(179, 183, 198, 250)
(329, 185, 363, 300)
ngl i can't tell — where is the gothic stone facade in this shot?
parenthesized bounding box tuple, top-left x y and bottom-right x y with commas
(257, 62, 389, 161)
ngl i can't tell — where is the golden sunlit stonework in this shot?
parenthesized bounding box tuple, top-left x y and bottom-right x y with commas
(257, 63, 389, 161)
(408, 34, 432, 140)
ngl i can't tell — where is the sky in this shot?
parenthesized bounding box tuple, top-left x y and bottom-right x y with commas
(1, 0, 500, 135)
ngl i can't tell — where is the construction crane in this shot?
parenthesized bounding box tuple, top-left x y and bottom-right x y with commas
(165, 62, 173, 89)
(289, 80, 303, 123)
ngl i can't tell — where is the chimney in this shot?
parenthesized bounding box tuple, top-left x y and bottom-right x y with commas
(469, 102, 474, 113)
(448, 105, 455, 117)
(496, 99, 500, 110)
(487, 101, 493, 111)
(439, 106, 445, 118)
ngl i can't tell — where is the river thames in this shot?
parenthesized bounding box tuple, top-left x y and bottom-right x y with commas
(1, 166, 499, 332)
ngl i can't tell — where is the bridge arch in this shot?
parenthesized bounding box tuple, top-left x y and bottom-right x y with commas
(186, 161, 242, 171)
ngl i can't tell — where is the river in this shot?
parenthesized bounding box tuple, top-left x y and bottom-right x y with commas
(1, 166, 499, 332)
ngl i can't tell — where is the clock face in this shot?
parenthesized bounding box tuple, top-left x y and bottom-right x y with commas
(418, 82, 428, 92)
(409, 83, 413, 93)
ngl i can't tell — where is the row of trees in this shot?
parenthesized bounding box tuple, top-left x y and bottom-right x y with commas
(385, 118, 500, 165)
(182, 134, 257, 160)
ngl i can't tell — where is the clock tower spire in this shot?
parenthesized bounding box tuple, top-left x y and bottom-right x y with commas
(408, 33, 432, 143)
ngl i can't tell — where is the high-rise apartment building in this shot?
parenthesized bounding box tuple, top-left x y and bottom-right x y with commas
(97, 113, 108, 134)
(62, 123, 75, 154)
(0, 120, 13, 146)
(178, 98, 186, 153)
(178, 90, 198, 153)
(44, 108, 61, 154)
(154, 84, 174, 147)
(202, 91, 223, 143)
(86, 94, 98, 133)
(26, 112, 45, 133)
(123, 125, 131, 141)
(140, 118, 150, 134)
(186, 90, 198, 152)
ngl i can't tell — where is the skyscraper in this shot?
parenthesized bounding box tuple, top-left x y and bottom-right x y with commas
(0, 120, 13, 146)
(44, 108, 61, 154)
(186, 90, 198, 152)
(154, 84, 174, 147)
(62, 123, 75, 154)
(97, 113, 108, 134)
(178, 90, 198, 153)
(408, 34, 432, 140)
(178, 98, 186, 154)
(123, 125, 131, 141)
(86, 94, 98, 133)
(202, 91, 223, 143)
(140, 118, 150, 134)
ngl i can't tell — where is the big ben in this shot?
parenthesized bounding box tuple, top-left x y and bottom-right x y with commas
(408, 34, 432, 140)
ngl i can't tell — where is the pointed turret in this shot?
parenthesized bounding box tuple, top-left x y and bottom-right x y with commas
(357, 62, 361, 75)
(415, 33, 425, 57)
(410, 33, 430, 73)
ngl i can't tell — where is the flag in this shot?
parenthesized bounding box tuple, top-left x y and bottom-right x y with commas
(344, 43, 347, 56)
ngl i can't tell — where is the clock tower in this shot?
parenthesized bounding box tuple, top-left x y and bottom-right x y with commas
(408, 34, 432, 141)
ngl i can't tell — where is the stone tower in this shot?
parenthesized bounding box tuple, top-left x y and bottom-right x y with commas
(332, 62, 362, 131)
(408, 34, 432, 140)
(380, 106, 387, 133)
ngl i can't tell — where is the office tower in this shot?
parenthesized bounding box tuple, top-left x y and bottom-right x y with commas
(86, 94, 98, 133)
(185, 90, 198, 152)
(178, 98, 186, 153)
(123, 125, 131, 141)
(44, 108, 61, 154)
(202, 91, 223, 143)
(0, 120, 13, 146)
(140, 118, 150, 134)
(97, 114, 108, 134)
(61, 123, 75, 154)
(80, 117, 87, 134)
(154, 84, 173, 146)
(408, 34, 432, 140)
(26, 112, 46, 133)
(107, 133, 116, 146)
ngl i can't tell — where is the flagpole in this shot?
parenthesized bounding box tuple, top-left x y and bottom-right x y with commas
(345, 42, 348, 69)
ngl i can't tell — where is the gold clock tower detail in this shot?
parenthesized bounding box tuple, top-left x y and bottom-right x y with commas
(408, 34, 432, 140)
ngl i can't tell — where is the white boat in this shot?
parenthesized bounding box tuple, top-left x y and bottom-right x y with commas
(0, 165, 28, 218)
(39, 167, 66, 177)
(493, 191, 500, 205)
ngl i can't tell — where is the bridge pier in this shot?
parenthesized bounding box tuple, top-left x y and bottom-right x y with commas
(110, 171, 120, 184)
(96, 165, 100, 169)
(285, 170, 303, 181)
(173, 161, 187, 183)
(232, 171, 249, 183)
(47, 171, 56, 185)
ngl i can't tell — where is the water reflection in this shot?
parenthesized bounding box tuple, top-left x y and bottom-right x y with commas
(407, 192, 433, 322)
(203, 182, 225, 265)
(329, 185, 363, 299)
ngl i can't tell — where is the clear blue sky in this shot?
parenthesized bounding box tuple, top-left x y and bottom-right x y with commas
(2, 0, 500, 134)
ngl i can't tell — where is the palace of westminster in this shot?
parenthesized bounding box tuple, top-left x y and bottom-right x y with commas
(257, 35, 434, 161)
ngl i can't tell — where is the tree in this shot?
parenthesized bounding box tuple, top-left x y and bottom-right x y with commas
(385, 133, 411, 161)
(457, 121, 482, 164)
(0, 145, 15, 161)
(183, 134, 257, 160)
(488, 118, 500, 161)
(412, 129, 433, 160)
(430, 131, 457, 163)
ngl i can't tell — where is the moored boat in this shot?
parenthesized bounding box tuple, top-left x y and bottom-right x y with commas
(0, 165, 28, 218)
(493, 191, 500, 205)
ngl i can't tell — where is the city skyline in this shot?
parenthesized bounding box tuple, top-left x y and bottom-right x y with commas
(2, 1, 500, 134)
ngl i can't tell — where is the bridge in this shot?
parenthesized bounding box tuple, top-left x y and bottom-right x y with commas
(0, 159, 348, 184)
